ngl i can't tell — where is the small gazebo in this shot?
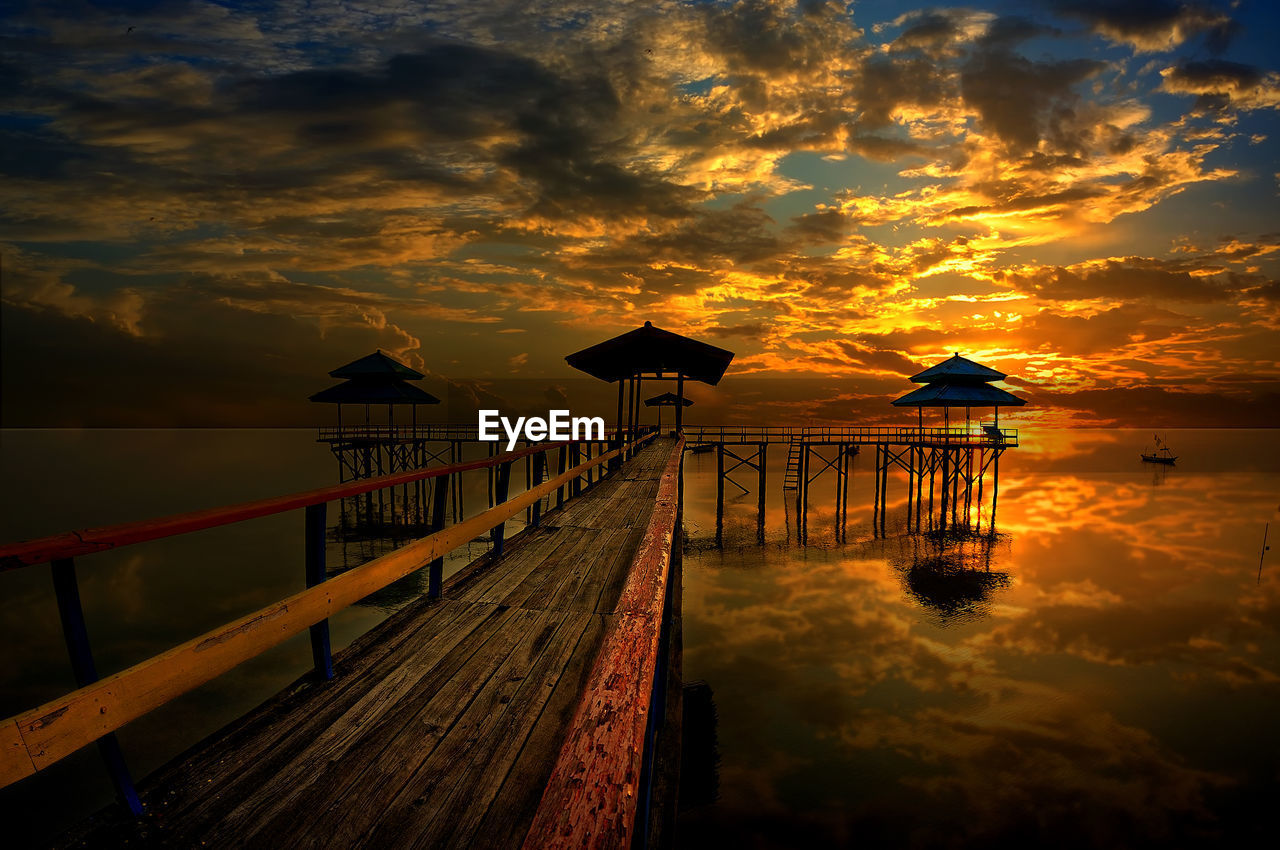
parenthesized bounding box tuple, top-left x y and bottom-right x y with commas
(565, 321, 733, 445)
(891, 352, 1025, 431)
(310, 350, 440, 429)
(644, 391, 694, 432)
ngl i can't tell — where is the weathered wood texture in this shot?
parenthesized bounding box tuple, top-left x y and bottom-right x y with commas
(522, 435, 683, 849)
(61, 438, 681, 850)
(2, 440, 644, 786)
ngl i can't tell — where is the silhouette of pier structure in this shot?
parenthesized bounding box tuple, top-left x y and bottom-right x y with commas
(684, 353, 1025, 542)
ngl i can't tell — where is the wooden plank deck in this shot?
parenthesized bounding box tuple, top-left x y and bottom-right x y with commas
(63, 438, 679, 849)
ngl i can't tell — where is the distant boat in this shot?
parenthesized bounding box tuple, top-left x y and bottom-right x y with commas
(1142, 434, 1177, 465)
(689, 443, 715, 454)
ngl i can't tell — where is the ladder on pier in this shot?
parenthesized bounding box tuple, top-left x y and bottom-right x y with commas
(783, 439, 803, 490)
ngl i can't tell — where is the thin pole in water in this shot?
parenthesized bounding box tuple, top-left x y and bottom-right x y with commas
(1260, 522, 1270, 584)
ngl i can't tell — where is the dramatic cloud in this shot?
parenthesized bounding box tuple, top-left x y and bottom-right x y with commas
(0, 0, 1277, 425)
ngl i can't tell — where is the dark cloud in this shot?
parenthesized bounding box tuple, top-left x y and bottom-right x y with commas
(846, 134, 929, 161)
(1019, 305, 1185, 355)
(961, 47, 1104, 150)
(1161, 58, 1275, 114)
(1001, 259, 1236, 302)
(1052, 0, 1237, 52)
(591, 201, 784, 268)
(977, 15, 1059, 47)
(854, 55, 950, 129)
(701, 0, 847, 76)
(944, 186, 1107, 221)
(1030, 384, 1280, 426)
(0, 295, 417, 427)
(835, 342, 921, 376)
(787, 208, 854, 243)
(892, 12, 962, 53)
(706, 323, 769, 339)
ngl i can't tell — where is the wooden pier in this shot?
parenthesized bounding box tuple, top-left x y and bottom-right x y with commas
(0, 436, 683, 849)
(683, 425, 1017, 541)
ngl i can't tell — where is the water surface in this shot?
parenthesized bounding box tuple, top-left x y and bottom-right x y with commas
(0, 428, 1275, 848)
(677, 429, 1279, 849)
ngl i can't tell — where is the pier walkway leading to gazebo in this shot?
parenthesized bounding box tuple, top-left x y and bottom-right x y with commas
(0, 435, 683, 849)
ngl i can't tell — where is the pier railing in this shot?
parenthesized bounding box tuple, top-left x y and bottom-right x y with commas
(0, 431, 657, 802)
(525, 435, 684, 848)
(683, 424, 1018, 447)
(317, 424, 626, 442)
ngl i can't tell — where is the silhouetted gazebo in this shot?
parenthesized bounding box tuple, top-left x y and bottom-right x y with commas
(566, 321, 733, 446)
(310, 350, 440, 429)
(891, 352, 1025, 430)
(644, 391, 694, 431)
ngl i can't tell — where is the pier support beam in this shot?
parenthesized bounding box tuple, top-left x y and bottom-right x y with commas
(52, 558, 144, 816)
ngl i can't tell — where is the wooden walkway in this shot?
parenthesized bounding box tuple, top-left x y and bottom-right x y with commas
(64, 439, 679, 849)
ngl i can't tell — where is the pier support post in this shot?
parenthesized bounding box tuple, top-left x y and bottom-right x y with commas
(571, 443, 582, 497)
(492, 461, 512, 556)
(532, 452, 545, 527)
(716, 443, 725, 547)
(428, 473, 449, 598)
(51, 558, 144, 816)
(940, 448, 950, 531)
(879, 443, 888, 535)
(557, 445, 567, 508)
(873, 445, 881, 535)
(906, 446, 914, 529)
(757, 443, 766, 543)
(304, 504, 334, 681)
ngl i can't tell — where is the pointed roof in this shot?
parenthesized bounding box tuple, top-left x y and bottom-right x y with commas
(644, 392, 694, 407)
(565, 321, 734, 385)
(329, 350, 424, 380)
(890, 382, 1025, 408)
(910, 352, 1006, 383)
(309, 379, 440, 405)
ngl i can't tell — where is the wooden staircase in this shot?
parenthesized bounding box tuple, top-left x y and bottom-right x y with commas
(782, 439, 803, 490)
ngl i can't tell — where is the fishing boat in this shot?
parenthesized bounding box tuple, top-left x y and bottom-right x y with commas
(1142, 434, 1177, 465)
(689, 443, 715, 454)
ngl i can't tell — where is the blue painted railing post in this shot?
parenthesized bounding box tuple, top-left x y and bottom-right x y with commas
(428, 473, 449, 598)
(304, 504, 333, 681)
(492, 461, 512, 556)
(50, 558, 144, 816)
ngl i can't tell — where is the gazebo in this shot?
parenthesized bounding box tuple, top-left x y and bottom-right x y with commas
(565, 321, 733, 448)
(310, 350, 440, 430)
(644, 391, 694, 432)
(891, 352, 1025, 431)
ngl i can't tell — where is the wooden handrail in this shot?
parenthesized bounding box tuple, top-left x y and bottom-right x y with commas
(0, 438, 606, 572)
(0, 433, 657, 790)
(523, 436, 683, 848)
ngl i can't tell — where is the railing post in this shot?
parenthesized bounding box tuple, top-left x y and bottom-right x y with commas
(50, 558, 144, 816)
(557, 445, 567, 508)
(571, 443, 582, 497)
(492, 461, 512, 556)
(428, 473, 449, 598)
(304, 504, 334, 681)
(531, 452, 545, 527)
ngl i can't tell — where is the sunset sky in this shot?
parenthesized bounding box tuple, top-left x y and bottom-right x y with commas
(2, 0, 1277, 427)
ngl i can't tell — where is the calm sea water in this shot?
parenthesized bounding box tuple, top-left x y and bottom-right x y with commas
(0, 428, 1276, 847)
(677, 429, 1280, 849)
